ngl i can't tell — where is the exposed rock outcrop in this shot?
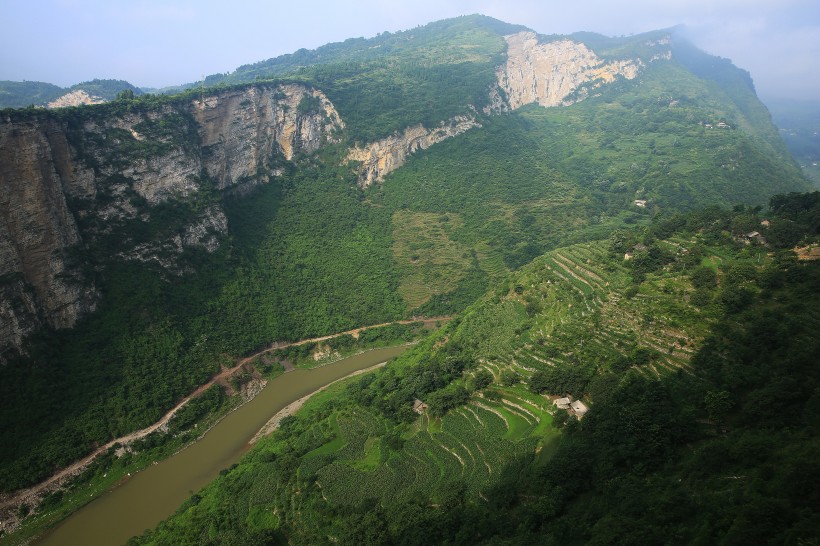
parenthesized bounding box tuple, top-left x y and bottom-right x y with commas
(47, 89, 106, 109)
(0, 84, 344, 359)
(194, 84, 343, 190)
(347, 115, 481, 187)
(0, 119, 98, 356)
(345, 31, 660, 187)
(498, 31, 642, 109)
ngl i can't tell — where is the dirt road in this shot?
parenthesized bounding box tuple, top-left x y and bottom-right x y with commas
(0, 316, 449, 516)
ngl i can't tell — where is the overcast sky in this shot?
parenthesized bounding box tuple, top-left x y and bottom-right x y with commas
(2, 0, 818, 100)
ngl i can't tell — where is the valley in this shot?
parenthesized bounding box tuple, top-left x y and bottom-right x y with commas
(0, 14, 817, 545)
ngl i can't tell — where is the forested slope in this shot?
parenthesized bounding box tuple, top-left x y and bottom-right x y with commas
(131, 192, 820, 545)
(0, 15, 811, 510)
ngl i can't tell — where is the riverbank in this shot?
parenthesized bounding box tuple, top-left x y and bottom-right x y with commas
(250, 361, 389, 444)
(0, 319, 447, 544)
(33, 346, 409, 546)
(0, 317, 450, 542)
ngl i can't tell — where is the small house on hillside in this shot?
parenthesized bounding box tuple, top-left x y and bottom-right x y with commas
(412, 399, 428, 414)
(633, 199, 647, 208)
(571, 400, 589, 418)
(554, 397, 572, 410)
(742, 231, 767, 245)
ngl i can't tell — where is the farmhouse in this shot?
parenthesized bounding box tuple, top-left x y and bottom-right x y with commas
(412, 399, 428, 414)
(743, 231, 767, 245)
(633, 199, 647, 208)
(553, 397, 572, 410)
(571, 400, 589, 418)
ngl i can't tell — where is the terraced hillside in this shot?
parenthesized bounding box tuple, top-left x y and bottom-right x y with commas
(485, 242, 702, 380)
(130, 194, 820, 545)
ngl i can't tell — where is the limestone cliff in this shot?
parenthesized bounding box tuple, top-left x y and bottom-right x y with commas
(193, 84, 343, 190)
(345, 31, 663, 187)
(497, 31, 643, 109)
(346, 115, 480, 188)
(0, 83, 343, 359)
(47, 90, 106, 109)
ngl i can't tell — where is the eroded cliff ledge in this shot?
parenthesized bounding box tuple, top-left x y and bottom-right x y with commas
(498, 31, 642, 109)
(346, 31, 659, 187)
(0, 84, 343, 359)
(346, 115, 480, 188)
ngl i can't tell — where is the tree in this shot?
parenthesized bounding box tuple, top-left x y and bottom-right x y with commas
(500, 369, 520, 386)
(470, 369, 493, 392)
(690, 266, 717, 289)
(116, 89, 135, 101)
(704, 390, 733, 422)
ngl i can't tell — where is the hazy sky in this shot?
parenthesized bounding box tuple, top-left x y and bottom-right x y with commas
(2, 0, 818, 100)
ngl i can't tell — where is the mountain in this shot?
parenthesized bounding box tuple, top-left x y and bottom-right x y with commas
(0, 79, 142, 109)
(764, 96, 820, 187)
(0, 14, 815, 541)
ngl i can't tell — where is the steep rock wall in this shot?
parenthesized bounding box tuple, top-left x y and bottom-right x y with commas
(498, 31, 642, 109)
(194, 84, 343, 189)
(0, 84, 343, 359)
(347, 115, 480, 187)
(0, 119, 98, 355)
(345, 31, 657, 187)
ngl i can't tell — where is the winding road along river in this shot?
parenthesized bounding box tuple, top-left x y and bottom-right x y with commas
(36, 345, 407, 546)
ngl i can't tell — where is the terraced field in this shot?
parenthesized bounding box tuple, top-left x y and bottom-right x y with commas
(455, 239, 719, 392)
(299, 238, 734, 514)
(314, 394, 556, 506)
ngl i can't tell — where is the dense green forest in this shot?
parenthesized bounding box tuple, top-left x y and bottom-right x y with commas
(128, 192, 820, 545)
(0, 20, 816, 546)
(0, 16, 811, 495)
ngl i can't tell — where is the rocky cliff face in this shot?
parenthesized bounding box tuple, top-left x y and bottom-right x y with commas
(0, 31, 666, 356)
(194, 84, 343, 190)
(498, 31, 642, 109)
(345, 31, 662, 187)
(0, 118, 98, 357)
(346, 115, 480, 188)
(0, 84, 343, 360)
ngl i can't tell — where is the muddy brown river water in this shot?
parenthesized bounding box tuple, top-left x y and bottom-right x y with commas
(36, 345, 407, 546)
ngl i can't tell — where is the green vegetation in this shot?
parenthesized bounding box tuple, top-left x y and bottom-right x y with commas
(0, 79, 142, 108)
(0, 18, 810, 496)
(199, 15, 522, 142)
(0, 17, 816, 546)
(3, 383, 236, 546)
(0, 81, 63, 108)
(130, 194, 820, 545)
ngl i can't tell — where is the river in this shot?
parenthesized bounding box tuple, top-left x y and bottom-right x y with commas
(36, 345, 407, 546)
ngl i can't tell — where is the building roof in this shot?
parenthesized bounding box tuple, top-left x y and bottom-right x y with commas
(571, 400, 588, 416)
(554, 397, 572, 409)
(412, 399, 428, 413)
